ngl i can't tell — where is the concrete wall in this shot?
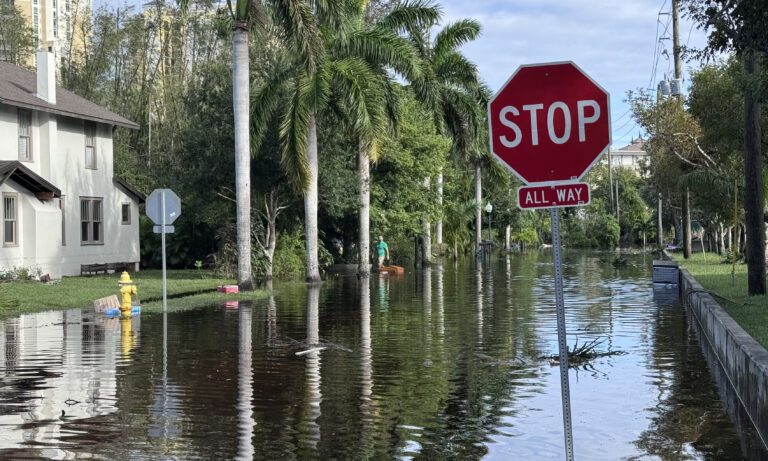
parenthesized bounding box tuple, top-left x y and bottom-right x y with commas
(679, 268, 768, 453)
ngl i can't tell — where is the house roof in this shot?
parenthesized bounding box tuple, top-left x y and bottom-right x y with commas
(616, 138, 646, 153)
(0, 61, 139, 129)
(113, 177, 146, 204)
(0, 161, 61, 197)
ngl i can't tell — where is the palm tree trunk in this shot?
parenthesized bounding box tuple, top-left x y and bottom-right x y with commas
(436, 172, 443, 246)
(422, 177, 432, 266)
(474, 163, 482, 248)
(358, 138, 371, 276)
(232, 22, 252, 290)
(743, 51, 766, 295)
(305, 113, 321, 283)
(682, 189, 691, 259)
(718, 222, 726, 255)
(657, 194, 663, 250)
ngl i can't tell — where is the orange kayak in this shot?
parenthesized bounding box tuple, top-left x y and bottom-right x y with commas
(379, 265, 405, 275)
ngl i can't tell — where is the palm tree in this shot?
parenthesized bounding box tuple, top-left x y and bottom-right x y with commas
(230, 0, 254, 289)
(408, 19, 487, 260)
(341, 1, 440, 276)
(177, 0, 321, 287)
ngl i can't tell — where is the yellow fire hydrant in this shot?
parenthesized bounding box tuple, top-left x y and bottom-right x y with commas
(118, 271, 137, 318)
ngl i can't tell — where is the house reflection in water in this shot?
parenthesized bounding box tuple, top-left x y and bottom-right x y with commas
(0, 308, 138, 454)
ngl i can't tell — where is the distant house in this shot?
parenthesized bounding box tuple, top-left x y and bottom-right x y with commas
(608, 138, 648, 173)
(0, 51, 142, 278)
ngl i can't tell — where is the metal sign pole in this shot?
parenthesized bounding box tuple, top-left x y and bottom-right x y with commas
(550, 207, 574, 460)
(161, 190, 167, 313)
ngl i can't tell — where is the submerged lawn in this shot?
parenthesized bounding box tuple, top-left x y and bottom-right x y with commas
(0, 270, 266, 318)
(674, 253, 768, 349)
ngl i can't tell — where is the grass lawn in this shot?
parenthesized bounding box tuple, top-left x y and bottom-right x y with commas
(673, 252, 768, 349)
(0, 270, 266, 318)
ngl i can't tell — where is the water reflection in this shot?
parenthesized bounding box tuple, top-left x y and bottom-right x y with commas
(0, 309, 128, 455)
(237, 304, 255, 459)
(436, 263, 445, 339)
(0, 253, 762, 460)
(302, 285, 322, 449)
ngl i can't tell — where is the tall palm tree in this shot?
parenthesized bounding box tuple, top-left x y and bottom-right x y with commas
(230, 0, 254, 289)
(178, 0, 321, 287)
(341, 1, 440, 276)
(408, 19, 487, 260)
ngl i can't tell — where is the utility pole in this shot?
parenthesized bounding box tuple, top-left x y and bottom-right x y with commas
(608, 148, 614, 214)
(672, 0, 692, 259)
(672, 0, 682, 84)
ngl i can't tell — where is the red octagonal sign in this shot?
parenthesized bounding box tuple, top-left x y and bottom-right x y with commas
(488, 62, 610, 185)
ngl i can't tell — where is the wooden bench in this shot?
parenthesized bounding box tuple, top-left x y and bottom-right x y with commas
(81, 262, 136, 276)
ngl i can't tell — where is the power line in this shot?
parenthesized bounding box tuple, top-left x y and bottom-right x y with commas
(612, 114, 635, 134)
(615, 122, 639, 144)
(612, 107, 631, 123)
(649, 7, 673, 90)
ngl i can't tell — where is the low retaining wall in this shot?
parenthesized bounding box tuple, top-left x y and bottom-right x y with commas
(679, 267, 768, 455)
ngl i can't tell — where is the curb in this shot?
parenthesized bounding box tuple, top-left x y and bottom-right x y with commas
(677, 265, 768, 455)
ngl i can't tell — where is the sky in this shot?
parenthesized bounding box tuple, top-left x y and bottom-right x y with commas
(95, 0, 710, 148)
(441, 0, 709, 148)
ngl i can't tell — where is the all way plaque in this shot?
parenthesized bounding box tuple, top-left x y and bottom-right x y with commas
(517, 183, 590, 210)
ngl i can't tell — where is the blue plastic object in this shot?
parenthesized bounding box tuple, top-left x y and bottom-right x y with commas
(103, 306, 141, 317)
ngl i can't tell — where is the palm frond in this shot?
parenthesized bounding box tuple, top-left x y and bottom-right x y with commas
(433, 19, 481, 59)
(410, 63, 439, 112)
(313, 0, 358, 35)
(251, 66, 291, 151)
(374, 0, 441, 34)
(330, 57, 389, 143)
(343, 28, 422, 82)
(306, 62, 331, 112)
(382, 77, 400, 136)
(678, 169, 734, 196)
(279, 74, 312, 191)
(434, 50, 478, 87)
(271, 0, 324, 72)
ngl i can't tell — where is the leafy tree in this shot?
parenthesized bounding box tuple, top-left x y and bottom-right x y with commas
(684, 0, 767, 294)
(0, 2, 34, 67)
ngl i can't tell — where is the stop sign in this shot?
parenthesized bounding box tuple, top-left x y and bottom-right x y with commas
(488, 62, 610, 184)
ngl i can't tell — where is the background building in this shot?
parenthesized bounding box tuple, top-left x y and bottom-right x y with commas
(12, 0, 92, 70)
(608, 138, 647, 173)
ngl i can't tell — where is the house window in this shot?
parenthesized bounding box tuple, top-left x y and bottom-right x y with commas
(85, 123, 97, 169)
(121, 203, 131, 225)
(3, 194, 18, 246)
(80, 198, 103, 245)
(32, 4, 39, 48)
(60, 196, 66, 246)
(18, 110, 32, 161)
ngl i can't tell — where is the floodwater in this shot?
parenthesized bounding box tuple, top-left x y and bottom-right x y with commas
(0, 252, 765, 460)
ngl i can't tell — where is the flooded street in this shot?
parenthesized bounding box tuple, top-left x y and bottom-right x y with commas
(0, 252, 763, 459)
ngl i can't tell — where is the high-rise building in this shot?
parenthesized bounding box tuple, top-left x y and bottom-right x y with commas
(11, 0, 92, 70)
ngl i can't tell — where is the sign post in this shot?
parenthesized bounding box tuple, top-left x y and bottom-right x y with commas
(488, 61, 610, 461)
(146, 189, 182, 312)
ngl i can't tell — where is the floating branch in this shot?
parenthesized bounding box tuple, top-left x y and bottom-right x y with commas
(544, 337, 626, 367)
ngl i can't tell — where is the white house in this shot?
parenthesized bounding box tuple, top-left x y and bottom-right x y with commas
(608, 138, 648, 173)
(0, 51, 142, 279)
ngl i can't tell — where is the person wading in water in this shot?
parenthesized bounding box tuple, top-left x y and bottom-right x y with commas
(375, 236, 390, 268)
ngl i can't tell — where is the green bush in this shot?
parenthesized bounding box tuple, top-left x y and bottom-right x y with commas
(562, 212, 619, 248)
(273, 229, 306, 278)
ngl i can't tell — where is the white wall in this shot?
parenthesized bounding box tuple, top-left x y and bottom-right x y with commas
(0, 103, 140, 278)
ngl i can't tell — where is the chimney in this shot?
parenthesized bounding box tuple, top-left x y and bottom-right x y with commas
(36, 48, 56, 104)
